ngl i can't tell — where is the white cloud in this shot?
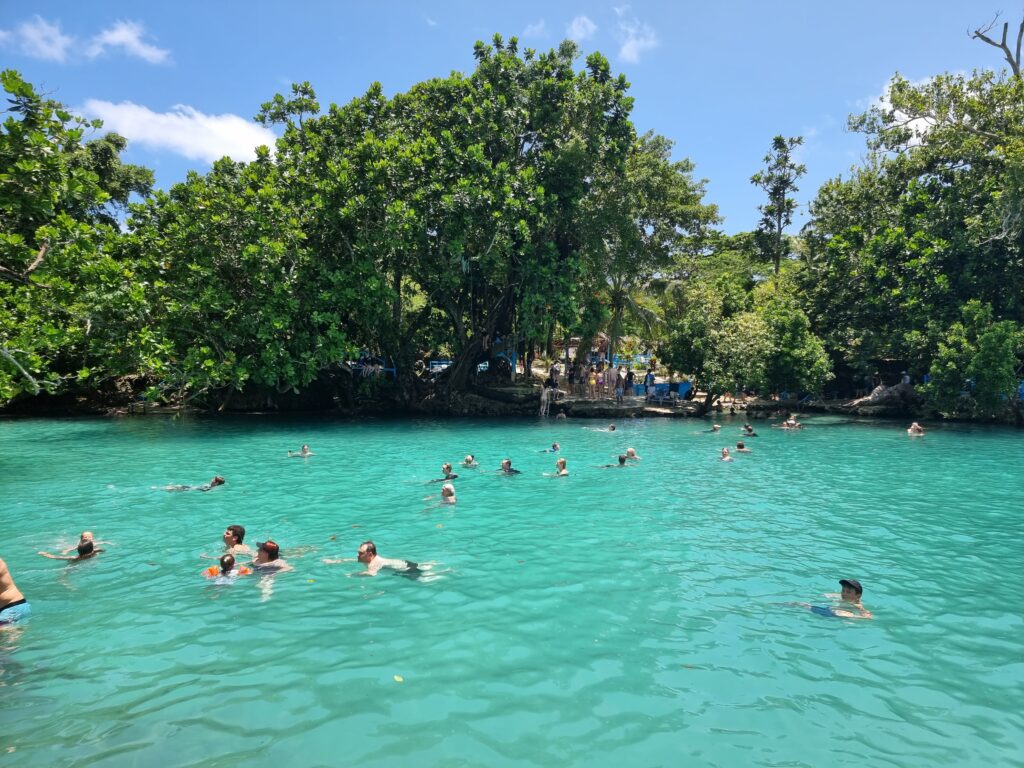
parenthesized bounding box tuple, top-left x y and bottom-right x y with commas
(0, 16, 170, 65)
(613, 5, 631, 17)
(566, 15, 596, 41)
(524, 19, 546, 38)
(425, 16, 438, 27)
(2, 15, 75, 62)
(80, 100, 278, 164)
(617, 16, 657, 63)
(87, 20, 169, 64)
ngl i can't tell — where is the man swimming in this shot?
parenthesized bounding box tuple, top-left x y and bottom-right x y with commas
(706, 424, 721, 433)
(742, 424, 758, 437)
(735, 441, 751, 453)
(356, 540, 423, 577)
(800, 579, 873, 619)
(551, 457, 569, 476)
(0, 558, 29, 626)
(223, 525, 254, 556)
(601, 454, 628, 468)
(252, 540, 292, 573)
(625, 447, 641, 460)
(543, 442, 560, 453)
(165, 475, 225, 492)
(288, 444, 314, 457)
(499, 458, 522, 475)
(38, 540, 103, 561)
(720, 447, 734, 462)
(462, 454, 479, 468)
(907, 422, 925, 436)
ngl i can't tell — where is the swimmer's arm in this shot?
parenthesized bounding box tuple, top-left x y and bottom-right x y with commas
(322, 557, 357, 564)
(832, 608, 872, 619)
(38, 551, 75, 560)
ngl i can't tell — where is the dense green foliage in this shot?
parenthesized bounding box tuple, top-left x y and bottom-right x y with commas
(801, 68, 1024, 419)
(1, 28, 1022, 421)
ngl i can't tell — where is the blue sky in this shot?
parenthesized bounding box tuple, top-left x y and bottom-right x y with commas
(2, 1, 1002, 232)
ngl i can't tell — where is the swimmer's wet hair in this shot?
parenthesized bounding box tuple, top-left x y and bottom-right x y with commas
(227, 525, 245, 544)
(360, 540, 377, 556)
(220, 553, 236, 573)
(77, 540, 94, 556)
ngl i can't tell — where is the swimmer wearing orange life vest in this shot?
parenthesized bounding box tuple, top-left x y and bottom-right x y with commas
(204, 553, 251, 578)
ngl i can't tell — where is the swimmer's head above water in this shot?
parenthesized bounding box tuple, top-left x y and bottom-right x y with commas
(256, 540, 280, 562)
(839, 578, 863, 602)
(357, 540, 377, 562)
(219, 553, 236, 575)
(211, 476, 226, 487)
(223, 525, 246, 547)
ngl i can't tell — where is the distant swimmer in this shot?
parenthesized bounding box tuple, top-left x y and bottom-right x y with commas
(288, 444, 314, 457)
(736, 441, 751, 453)
(252, 540, 292, 573)
(462, 454, 479, 468)
(720, 447, 733, 462)
(500, 458, 522, 475)
(61, 531, 112, 555)
(907, 422, 925, 436)
(797, 579, 873, 620)
(775, 414, 803, 429)
(742, 424, 758, 437)
(706, 424, 721, 433)
(440, 482, 457, 504)
(549, 457, 569, 477)
(356, 540, 425, 577)
(625, 447, 641, 460)
(204, 553, 252, 579)
(39, 540, 103, 561)
(165, 475, 225, 492)
(543, 442, 560, 453)
(0, 557, 30, 626)
(431, 462, 459, 482)
(601, 454, 628, 468)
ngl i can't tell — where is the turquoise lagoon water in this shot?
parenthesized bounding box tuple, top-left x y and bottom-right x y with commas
(0, 414, 1021, 767)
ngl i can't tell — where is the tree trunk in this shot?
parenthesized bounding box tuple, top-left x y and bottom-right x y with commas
(698, 389, 718, 416)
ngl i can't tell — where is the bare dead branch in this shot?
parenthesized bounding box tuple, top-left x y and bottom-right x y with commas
(971, 13, 1022, 77)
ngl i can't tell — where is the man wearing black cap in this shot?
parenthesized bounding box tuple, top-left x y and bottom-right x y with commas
(253, 540, 292, 573)
(809, 578, 872, 619)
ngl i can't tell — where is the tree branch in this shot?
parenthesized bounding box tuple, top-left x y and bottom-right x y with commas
(0, 347, 41, 394)
(25, 240, 49, 274)
(971, 15, 1023, 77)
